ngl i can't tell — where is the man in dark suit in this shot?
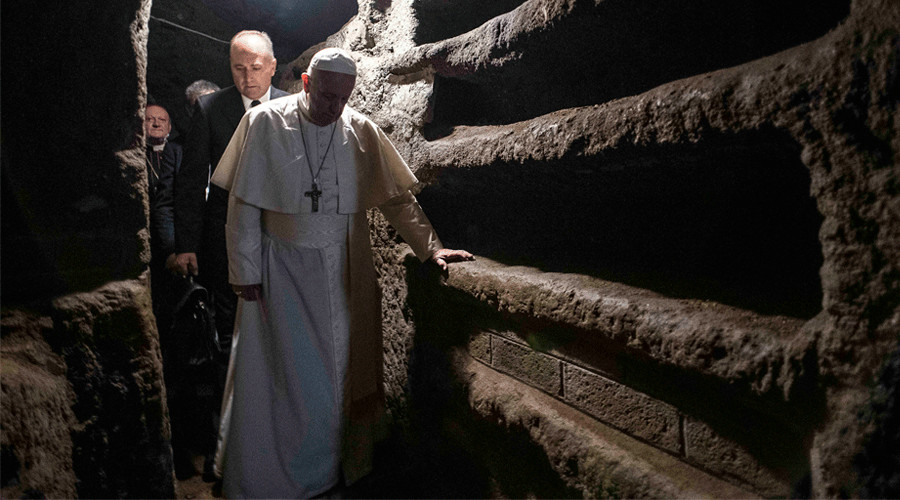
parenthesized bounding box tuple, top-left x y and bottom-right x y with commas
(172, 29, 289, 481)
(144, 104, 181, 329)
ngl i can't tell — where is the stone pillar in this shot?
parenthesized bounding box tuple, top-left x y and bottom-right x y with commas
(1, 0, 174, 497)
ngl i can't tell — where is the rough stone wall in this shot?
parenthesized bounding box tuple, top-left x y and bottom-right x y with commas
(1, 0, 174, 497)
(281, 0, 899, 497)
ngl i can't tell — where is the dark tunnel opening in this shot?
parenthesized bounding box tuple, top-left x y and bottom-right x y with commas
(416, 129, 824, 319)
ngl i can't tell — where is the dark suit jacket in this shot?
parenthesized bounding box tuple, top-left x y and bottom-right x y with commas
(174, 85, 290, 256)
(147, 141, 182, 259)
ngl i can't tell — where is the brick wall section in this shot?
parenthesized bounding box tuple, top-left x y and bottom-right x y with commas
(466, 320, 791, 497)
(683, 416, 789, 497)
(468, 331, 491, 363)
(491, 336, 562, 396)
(563, 364, 683, 455)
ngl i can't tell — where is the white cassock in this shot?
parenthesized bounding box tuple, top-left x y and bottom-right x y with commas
(209, 92, 443, 498)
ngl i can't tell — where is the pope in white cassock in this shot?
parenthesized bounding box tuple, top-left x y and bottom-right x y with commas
(208, 47, 473, 498)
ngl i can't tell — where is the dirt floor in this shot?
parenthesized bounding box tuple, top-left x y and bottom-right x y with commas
(176, 476, 220, 499)
(170, 429, 499, 499)
(173, 455, 221, 499)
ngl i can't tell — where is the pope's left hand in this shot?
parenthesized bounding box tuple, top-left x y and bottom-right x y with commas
(430, 248, 475, 272)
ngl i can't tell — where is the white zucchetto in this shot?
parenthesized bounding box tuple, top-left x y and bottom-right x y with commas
(307, 47, 357, 76)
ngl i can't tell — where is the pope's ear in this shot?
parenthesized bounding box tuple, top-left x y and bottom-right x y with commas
(301, 73, 310, 90)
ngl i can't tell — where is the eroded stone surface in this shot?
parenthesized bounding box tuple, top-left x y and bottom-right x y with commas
(0, 311, 77, 499)
(2, 0, 175, 497)
(282, 0, 900, 496)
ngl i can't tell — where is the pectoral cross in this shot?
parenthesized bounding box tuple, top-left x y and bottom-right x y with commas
(305, 182, 322, 212)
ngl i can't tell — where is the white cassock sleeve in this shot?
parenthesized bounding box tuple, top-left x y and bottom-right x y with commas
(225, 195, 263, 285)
(378, 191, 444, 262)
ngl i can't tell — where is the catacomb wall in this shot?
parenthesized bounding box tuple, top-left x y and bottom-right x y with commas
(1, 1, 175, 498)
(281, 0, 899, 497)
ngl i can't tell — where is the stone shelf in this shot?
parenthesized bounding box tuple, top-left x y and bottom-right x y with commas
(457, 351, 760, 498)
(419, 255, 820, 496)
(442, 257, 812, 410)
(392, 0, 849, 131)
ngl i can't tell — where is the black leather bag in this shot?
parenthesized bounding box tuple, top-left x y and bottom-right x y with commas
(169, 276, 221, 368)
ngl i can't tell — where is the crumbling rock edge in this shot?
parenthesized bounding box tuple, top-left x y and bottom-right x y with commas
(445, 257, 815, 408)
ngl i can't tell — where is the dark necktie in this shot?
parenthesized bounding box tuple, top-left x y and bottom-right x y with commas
(251, 100, 261, 108)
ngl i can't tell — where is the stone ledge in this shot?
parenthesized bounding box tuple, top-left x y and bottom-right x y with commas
(392, 0, 848, 132)
(0, 310, 78, 500)
(444, 256, 810, 404)
(457, 350, 758, 498)
(1, 277, 173, 498)
(434, 256, 811, 495)
(408, 0, 875, 177)
(462, 324, 796, 495)
(563, 363, 683, 456)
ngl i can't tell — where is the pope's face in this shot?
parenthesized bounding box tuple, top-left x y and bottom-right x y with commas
(144, 105, 171, 141)
(303, 70, 356, 126)
(230, 36, 277, 101)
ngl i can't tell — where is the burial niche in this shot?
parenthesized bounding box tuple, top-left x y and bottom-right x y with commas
(417, 127, 824, 319)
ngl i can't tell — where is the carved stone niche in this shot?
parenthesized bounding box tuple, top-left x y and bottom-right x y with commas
(418, 128, 824, 319)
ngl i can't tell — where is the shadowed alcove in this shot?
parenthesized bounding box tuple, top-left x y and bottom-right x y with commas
(417, 127, 824, 318)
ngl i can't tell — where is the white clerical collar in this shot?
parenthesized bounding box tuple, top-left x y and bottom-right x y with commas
(149, 136, 167, 151)
(242, 87, 272, 111)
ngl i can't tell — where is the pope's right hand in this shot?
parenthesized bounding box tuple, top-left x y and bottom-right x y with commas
(173, 252, 199, 276)
(232, 284, 262, 302)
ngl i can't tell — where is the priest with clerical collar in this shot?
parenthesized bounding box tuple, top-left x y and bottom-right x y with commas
(209, 47, 473, 498)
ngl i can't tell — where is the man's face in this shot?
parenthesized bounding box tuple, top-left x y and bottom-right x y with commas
(303, 70, 356, 126)
(144, 105, 171, 141)
(230, 36, 277, 100)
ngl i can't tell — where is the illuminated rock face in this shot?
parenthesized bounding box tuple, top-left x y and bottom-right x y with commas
(281, 0, 899, 497)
